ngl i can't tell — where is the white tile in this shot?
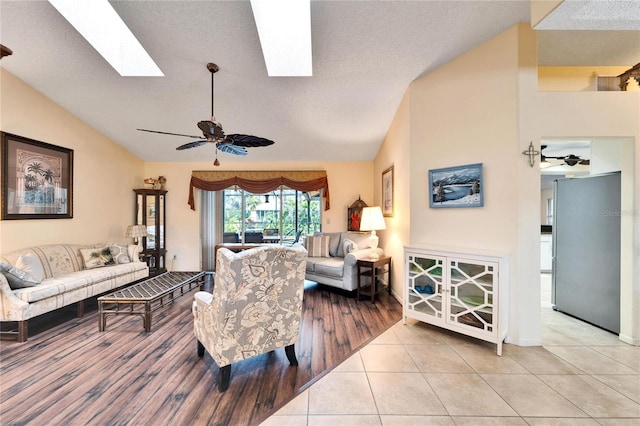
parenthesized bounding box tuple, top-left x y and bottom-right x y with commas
(452, 417, 528, 425)
(260, 415, 308, 426)
(424, 373, 517, 417)
(481, 374, 587, 418)
(523, 418, 600, 425)
(538, 374, 640, 418)
(333, 352, 365, 372)
(380, 415, 455, 425)
(308, 414, 381, 425)
(451, 345, 528, 374)
(360, 344, 419, 372)
(273, 390, 309, 416)
(592, 374, 640, 404)
(545, 346, 638, 375)
(591, 345, 640, 372)
(308, 371, 377, 415)
(368, 372, 447, 415)
(404, 344, 473, 373)
(371, 326, 402, 344)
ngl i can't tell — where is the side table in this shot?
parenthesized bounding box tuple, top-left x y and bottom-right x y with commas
(356, 256, 392, 303)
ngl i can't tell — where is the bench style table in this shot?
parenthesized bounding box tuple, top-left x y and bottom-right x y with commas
(98, 271, 209, 332)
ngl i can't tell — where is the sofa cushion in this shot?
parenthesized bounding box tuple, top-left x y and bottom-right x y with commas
(109, 243, 131, 264)
(80, 247, 115, 269)
(15, 253, 45, 282)
(337, 232, 371, 257)
(305, 236, 330, 258)
(343, 238, 358, 255)
(312, 257, 345, 278)
(0, 261, 42, 289)
(326, 232, 342, 257)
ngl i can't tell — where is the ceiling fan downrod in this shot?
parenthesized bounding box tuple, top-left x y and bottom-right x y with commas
(207, 63, 219, 121)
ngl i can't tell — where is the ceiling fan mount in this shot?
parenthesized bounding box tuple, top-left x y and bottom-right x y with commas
(137, 62, 274, 165)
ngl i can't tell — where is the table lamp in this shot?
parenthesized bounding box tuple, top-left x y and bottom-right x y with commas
(125, 224, 148, 248)
(360, 206, 386, 259)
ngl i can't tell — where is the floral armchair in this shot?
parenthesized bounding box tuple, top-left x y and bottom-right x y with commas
(192, 244, 307, 391)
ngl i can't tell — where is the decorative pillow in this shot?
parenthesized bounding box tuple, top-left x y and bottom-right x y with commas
(80, 247, 115, 269)
(305, 235, 330, 258)
(109, 244, 131, 264)
(0, 262, 42, 289)
(343, 238, 357, 255)
(15, 253, 45, 283)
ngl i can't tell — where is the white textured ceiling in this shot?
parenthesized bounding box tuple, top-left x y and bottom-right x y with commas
(0, 1, 637, 164)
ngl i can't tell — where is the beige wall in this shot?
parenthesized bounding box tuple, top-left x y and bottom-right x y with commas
(374, 23, 640, 346)
(539, 66, 639, 92)
(0, 69, 145, 253)
(143, 161, 373, 271)
(374, 90, 411, 298)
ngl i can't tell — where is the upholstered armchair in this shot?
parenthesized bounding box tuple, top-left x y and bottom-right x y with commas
(192, 244, 307, 391)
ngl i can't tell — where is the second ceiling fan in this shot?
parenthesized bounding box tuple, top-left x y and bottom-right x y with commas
(138, 63, 274, 166)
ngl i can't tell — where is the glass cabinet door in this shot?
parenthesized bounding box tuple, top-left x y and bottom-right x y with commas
(406, 254, 445, 320)
(448, 259, 496, 333)
(134, 189, 167, 276)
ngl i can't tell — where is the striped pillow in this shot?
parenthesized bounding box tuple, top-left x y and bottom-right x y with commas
(305, 235, 330, 258)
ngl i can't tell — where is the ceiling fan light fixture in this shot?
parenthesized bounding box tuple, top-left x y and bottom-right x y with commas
(48, 0, 163, 77)
(250, 0, 312, 77)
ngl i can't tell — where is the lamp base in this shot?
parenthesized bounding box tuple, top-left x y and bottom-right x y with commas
(369, 251, 380, 261)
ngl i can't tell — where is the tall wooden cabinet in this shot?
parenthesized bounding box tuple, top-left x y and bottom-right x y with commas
(134, 189, 167, 277)
(404, 245, 509, 355)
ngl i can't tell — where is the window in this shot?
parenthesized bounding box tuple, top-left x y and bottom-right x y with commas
(221, 187, 321, 244)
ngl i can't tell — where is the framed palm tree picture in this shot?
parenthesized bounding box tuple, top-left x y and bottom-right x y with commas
(1, 132, 73, 220)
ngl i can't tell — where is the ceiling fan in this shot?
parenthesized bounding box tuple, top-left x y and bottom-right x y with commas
(137, 63, 274, 166)
(540, 145, 590, 167)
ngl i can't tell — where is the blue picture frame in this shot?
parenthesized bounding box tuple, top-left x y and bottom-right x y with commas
(428, 163, 483, 208)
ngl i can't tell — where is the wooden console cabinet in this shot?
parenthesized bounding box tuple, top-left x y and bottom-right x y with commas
(404, 245, 509, 355)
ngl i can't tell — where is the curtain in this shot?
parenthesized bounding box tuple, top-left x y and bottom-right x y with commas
(188, 170, 330, 211)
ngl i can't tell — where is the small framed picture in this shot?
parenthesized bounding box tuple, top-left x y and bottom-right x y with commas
(382, 165, 394, 217)
(428, 163, 483, 208)
(2, 132, 73, 219)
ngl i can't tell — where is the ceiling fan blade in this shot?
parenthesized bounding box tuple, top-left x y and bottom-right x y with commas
(176, 140, 208, 150)
(227, 134, 275, 147)
(137, 128, 202, 139)
(197, 120, 225, 140)
(217, 142, 247, 156)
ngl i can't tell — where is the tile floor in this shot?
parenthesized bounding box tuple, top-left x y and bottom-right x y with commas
(261, 275, 640, 425)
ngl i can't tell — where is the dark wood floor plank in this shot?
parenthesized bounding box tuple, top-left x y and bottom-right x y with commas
(0, 281, 402, 426)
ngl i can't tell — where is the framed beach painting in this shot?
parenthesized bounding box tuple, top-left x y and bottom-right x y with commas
(428, 163, 483, 208)
(1, 132, 74, 219)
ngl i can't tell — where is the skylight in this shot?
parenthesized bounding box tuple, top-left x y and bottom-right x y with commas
(250, 0, 312, 77)
(48, 0, 163, 77)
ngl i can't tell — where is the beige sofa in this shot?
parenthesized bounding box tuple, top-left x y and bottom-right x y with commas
(304, 231, 383, 291)
(0, 243, 149, 342)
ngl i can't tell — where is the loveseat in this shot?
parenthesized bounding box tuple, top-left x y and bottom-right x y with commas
(303, 231, 383, 291)
(0, 243, 149, 342)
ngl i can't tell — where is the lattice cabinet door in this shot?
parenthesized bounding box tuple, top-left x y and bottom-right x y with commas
(447, 258, 498, 336)
(405, 253, 447, 324)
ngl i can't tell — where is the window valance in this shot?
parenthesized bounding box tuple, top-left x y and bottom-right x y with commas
(188, 170, 330, 211)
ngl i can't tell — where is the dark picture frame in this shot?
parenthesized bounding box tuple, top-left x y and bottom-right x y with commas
(1, 132, 73, 220)
(428, 163, 483, 208)
(382, 165, 394, 217)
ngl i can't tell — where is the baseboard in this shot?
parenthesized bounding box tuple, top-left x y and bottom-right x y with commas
(618, 333, 639, 346)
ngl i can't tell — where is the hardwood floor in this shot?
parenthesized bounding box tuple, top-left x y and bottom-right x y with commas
(0, 281, 402, 425)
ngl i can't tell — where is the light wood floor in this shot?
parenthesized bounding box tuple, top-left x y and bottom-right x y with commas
(0, 281, 402, 425)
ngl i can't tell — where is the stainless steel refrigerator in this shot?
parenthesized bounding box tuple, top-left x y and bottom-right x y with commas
(552, 172, 621, 334)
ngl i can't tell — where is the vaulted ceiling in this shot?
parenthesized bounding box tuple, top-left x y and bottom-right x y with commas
(1, 1, 637, 164)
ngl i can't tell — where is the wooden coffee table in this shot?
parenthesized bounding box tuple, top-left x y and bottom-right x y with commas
(98, 271, 209, 332)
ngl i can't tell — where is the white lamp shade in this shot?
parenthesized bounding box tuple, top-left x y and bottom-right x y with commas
(125, 224, 148, 238)
(360, 207, 386, 232)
